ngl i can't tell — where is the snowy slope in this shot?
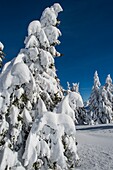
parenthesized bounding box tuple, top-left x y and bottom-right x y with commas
(76, 124, 113, 170)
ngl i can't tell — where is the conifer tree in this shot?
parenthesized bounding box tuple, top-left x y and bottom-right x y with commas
(0, 42, 5, 68)
(61, 82, 85, 124)
(98, 85, 113, 123)
(0, 4, 79, 170)
(88, 71, 101, 124)
(88, 72, 113, 124)
(105, 74, 113, 103)
(67, 81, 71, 92)
(71, 82, 79, 93)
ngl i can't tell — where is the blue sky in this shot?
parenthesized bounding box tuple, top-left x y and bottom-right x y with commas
(0, 0, 113, 101)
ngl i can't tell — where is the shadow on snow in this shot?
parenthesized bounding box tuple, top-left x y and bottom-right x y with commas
(76, 124, 113, 131)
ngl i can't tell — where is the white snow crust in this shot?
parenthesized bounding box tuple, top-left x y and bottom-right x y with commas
(55, 92, 84, 120)
(28, 20, 41, 36)
(40, 3, 63, 27)
(23, 112, 78, 169)
(76, 124, 113, 170)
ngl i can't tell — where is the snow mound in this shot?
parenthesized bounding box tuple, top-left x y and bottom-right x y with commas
(53, 3, 63, 15)
(0, 143, 17, 170)
(11, 62, 31, 85)
(25, 35, 39, 48)
(40, 3, 63, 27)
(28, 20, 41, 36)
(44, 26, 61, 45)
(0, 60, 34, 90)
(55, 92, 84, 120)
(68, 91, 84, 108)
(23, 112, 78, 169)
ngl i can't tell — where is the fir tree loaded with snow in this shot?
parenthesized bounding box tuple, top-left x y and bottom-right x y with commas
(98, 85, 113, 123)
(64, 82, 85, 124)
(100, 74, 113, 123)
(0, 3, 80, 170)
(0, 42, 5, 68)
(88, 71, 101, 124)
(88, 71, 113, 124)
(105, 74, 113, 103)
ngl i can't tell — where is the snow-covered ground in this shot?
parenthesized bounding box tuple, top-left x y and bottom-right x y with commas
(76, 124, 113, 170)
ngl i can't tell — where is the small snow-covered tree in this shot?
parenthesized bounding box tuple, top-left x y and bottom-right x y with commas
(105, 75, 113, 121)
(88, 71, 101, 124)
(93, 71, 101, 88)
(104, 74, 113, 122)
(88, 72, 113, 124)
(71, 82, 79, 93)
(64, 82, 86, 124)
(106, 74, 112, 86)
(67, 81, 71, 91)
(0, 3, 79, 170)
(0, 42, 5, 67)
(105, 74, 113, 102)
(55, 90, 84, 124)
(67, 82, 79, 93)
(97, 86, 113, 124)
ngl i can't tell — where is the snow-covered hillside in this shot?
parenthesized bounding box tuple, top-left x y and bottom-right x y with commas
(76, 124, 113, 170)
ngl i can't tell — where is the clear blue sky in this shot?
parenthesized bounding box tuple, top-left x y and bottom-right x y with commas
(0, 0, 113, 101)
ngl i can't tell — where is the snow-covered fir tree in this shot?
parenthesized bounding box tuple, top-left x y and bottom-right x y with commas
(88, 71, 113, 124)
(63, 82, 85, 124)
(104, 74, 113, 122)
(0, 42, 5, 68)
(98, 86, 113, 123)
(67, 82, 79, 93)
(67, 81, 71, 92)
(0, 3, 80, 170)
(71, 83, 79, 93)
(105, 74, 113, 102)
(55, 90, 84, 120)
(70, 83, 86, 124)
(88, 71, 101, 124)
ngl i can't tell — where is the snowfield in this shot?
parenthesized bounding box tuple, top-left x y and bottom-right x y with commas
(76, 124, 113, 170)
